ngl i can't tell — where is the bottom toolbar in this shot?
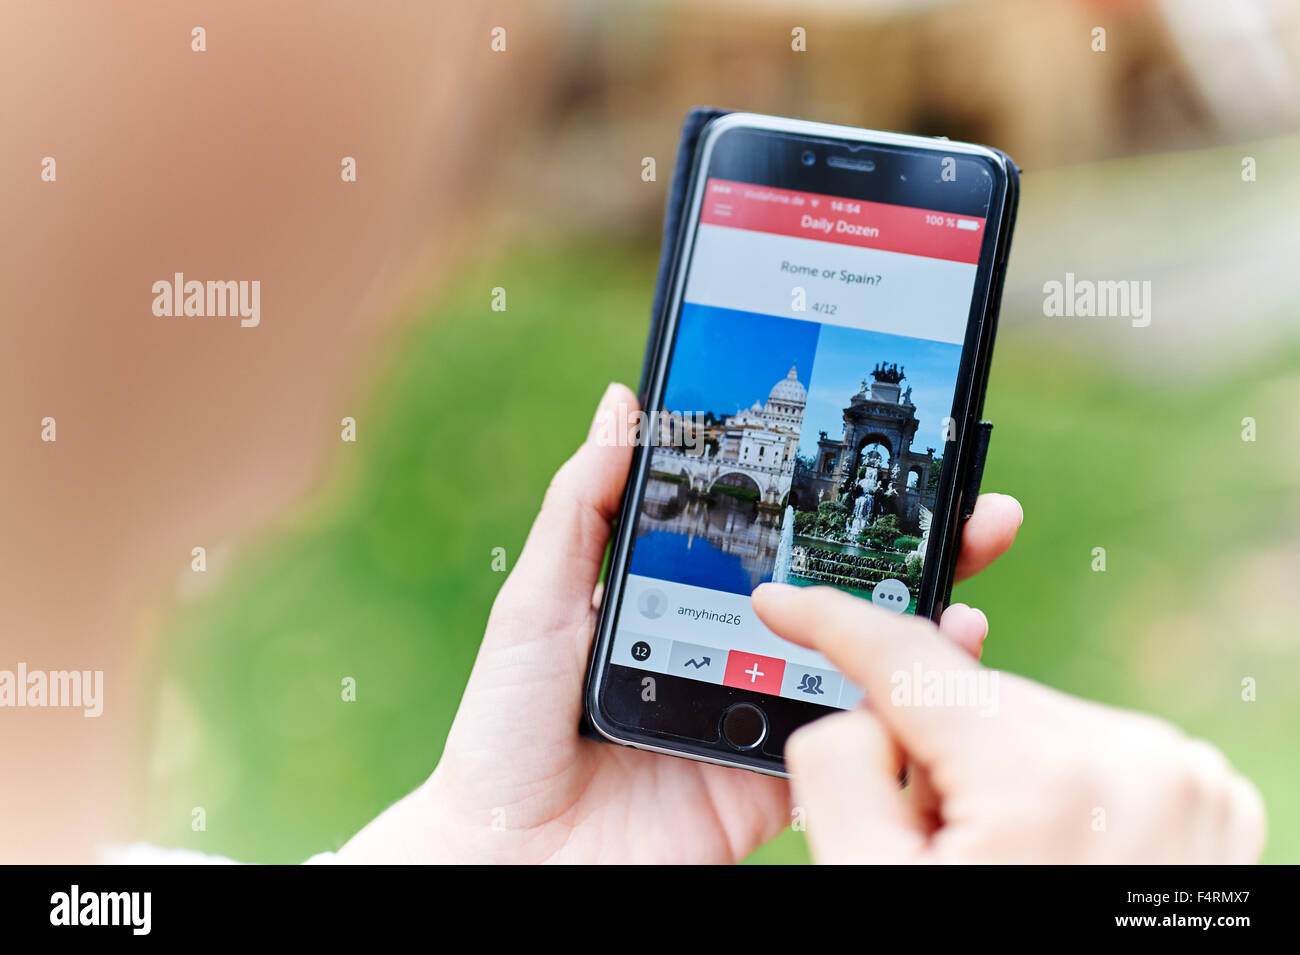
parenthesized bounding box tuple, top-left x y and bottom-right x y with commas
(611, 628, 864, 710)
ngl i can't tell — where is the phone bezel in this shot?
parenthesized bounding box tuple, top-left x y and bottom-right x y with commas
(585, 112, 1014, 776)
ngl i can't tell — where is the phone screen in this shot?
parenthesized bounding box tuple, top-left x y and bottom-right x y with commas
(603, 123, 1001, 721)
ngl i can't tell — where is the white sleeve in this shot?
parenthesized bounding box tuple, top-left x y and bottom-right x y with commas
(99, 842, 336, 865)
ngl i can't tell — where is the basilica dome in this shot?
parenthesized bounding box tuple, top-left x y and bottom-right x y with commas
(768, 365, 807, 406)
(760, 365, 807, 431)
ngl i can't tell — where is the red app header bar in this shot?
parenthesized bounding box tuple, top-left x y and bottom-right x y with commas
(699, 178, 986, 264)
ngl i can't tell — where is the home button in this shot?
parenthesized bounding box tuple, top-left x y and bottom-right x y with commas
(721, 702, 768, 751)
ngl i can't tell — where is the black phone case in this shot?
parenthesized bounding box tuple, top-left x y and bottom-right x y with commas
(581, 108, 1020, 744)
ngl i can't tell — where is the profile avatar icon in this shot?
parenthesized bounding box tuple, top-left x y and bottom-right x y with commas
(638, 588, 668, 619)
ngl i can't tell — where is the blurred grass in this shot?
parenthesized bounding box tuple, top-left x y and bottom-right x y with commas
(142, 237, 1300, 864)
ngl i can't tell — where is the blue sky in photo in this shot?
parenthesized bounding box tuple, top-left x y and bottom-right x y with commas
(797, 324, 962, 461)
(662, 304, 820, 416)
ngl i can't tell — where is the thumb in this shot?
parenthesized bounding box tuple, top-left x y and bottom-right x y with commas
(486, 382, 638, 654)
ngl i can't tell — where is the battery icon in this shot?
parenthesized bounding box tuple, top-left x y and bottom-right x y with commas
(956, 219, 980, 231)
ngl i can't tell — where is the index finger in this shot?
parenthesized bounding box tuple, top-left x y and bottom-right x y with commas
(752, 582, 988, 766)
(953, 493, 1023, 584)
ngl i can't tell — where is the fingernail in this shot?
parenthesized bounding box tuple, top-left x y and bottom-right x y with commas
(1002, 494, 1024, 527)
(753, 582, 799, 599)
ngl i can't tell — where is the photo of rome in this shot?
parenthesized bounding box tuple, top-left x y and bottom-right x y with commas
(628, 304, 819, 596)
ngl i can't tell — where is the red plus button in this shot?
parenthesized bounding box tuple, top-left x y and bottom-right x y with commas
(723, 651, 785, 696)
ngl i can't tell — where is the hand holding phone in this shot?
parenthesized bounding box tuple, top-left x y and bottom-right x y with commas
(338, 384, 1021, 863)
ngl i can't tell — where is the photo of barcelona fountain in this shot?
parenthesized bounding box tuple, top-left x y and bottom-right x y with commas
(780, 362, 940, 606)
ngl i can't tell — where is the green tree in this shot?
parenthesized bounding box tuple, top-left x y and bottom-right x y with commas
(901, 555, 923, 588)
(815, 500, 848, 539)
(927, 455, 943, 493)
(862, 513, 902, 551)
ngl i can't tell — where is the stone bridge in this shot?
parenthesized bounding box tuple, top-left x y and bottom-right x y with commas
(654, 448, 793, 507)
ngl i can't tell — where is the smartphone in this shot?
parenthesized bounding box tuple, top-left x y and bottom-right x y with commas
(584, 112, 1018, 775)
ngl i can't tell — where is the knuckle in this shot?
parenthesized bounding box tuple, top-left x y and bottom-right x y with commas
(1175, 738, 1234, 805)
(1228, 774, 1268, 860)
(542, 456, 580, 509)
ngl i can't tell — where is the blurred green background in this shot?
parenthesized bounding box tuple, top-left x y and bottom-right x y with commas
(134, 0, 1300, 863)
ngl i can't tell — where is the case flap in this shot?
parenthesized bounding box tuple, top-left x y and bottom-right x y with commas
(638, 107, 731, 399)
